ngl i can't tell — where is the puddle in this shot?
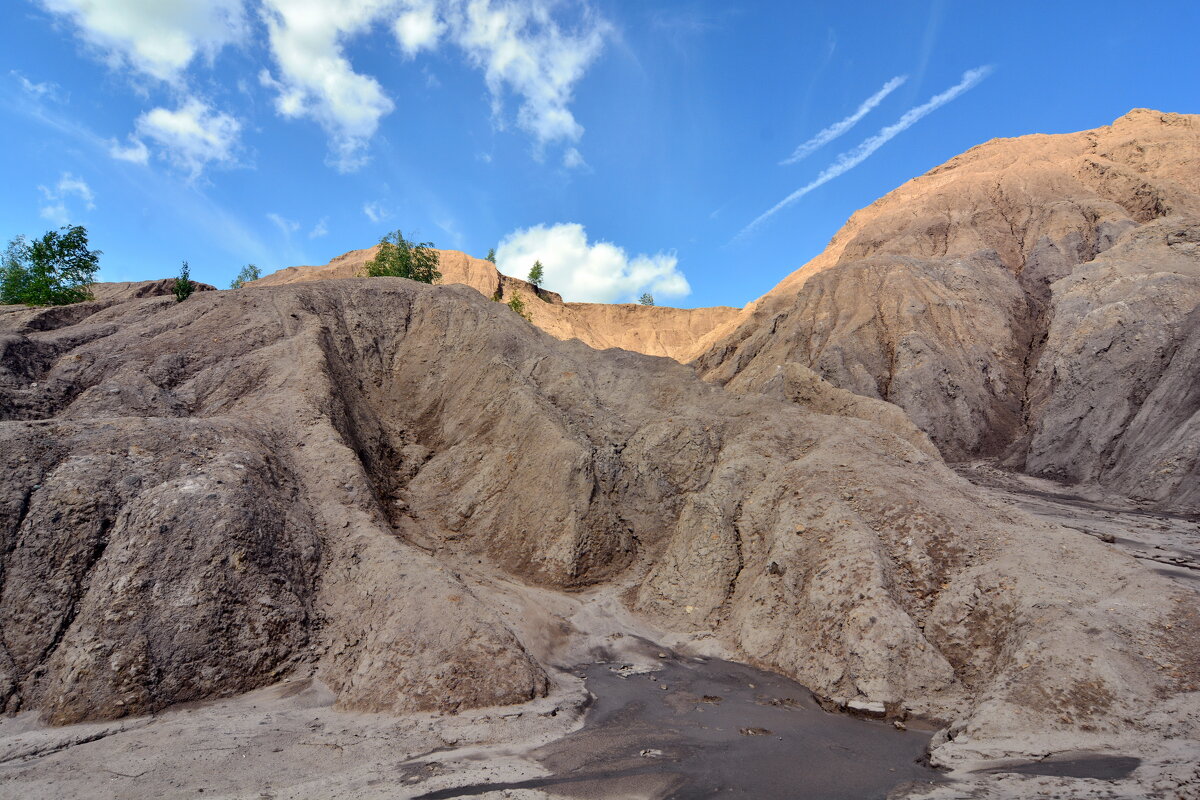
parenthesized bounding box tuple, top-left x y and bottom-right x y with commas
(416, 653, 943, 799)
(979, 753, 1141, 781)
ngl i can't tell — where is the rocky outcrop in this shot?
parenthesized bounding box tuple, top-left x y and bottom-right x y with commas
(1, 278, 1194, 775)
(253, 246, 741, 362)
(1023, 219, 1200, 507)
(698, 109, 1200, 510)
(88, 279, 217, 302)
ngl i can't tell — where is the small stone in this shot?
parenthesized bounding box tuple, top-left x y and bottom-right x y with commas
(739, 727, 772, 736)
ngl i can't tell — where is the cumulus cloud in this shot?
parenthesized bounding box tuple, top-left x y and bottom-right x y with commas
(742, 66, 994, 237)
(394, 0, 445, 56)
(38, 0, 247, 83)
(259, 0, 398, 172)
(496, 223, 689, 303)
(446, 0, 610, 151)
(257, 0, 609, 170)
(109, 137, 150, 164)
(39, 172, 95, 225)
(133, 98, 241, 179)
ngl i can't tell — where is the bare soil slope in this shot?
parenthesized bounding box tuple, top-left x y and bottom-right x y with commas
(253, 246, 740, 362)
(699, 109, 1200, 511)
(1, 279, 1197, 791)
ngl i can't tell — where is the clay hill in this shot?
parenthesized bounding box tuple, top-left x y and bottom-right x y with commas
(0, 109, 1198, 797)
(252, 246, 741, 363)
(259, 111, 1199, 514)
(700, 109, 1200, 512)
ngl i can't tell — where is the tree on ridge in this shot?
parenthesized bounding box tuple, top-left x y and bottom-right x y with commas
(1, 225, 100, 306)
(363, 230, 441, 284)
(527, 260, 544, 287)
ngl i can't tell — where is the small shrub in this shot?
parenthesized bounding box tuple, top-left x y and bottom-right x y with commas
(507, 293, 532, 321)
(230, 263, 260, 289)
(639, 292, 655, 306)
(173, 261, 196, 303)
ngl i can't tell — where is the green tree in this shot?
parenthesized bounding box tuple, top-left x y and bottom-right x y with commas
(486, 248, 496, 264)
(363, 230, 441, 284)
(230, 263, 260, 289)
(527, 260, 544, 287)
(174, 260, 196, 303)
(0, 225, 100, 306)
(639, 292, 655, 306)
(507, 293, 531, 321)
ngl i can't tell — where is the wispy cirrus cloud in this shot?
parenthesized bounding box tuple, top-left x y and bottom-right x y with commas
(741, 65, 994, 237)
(10, 70, 61, 100)
(267, 212, 300, 235)
(363, 202, 389, 223)
(781, 75, 907, 165)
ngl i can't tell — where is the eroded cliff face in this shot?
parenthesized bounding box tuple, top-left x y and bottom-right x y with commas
(698, 109, 1200, 509)
(252, 246, 741, 363)
(1, 279, 1194, 772)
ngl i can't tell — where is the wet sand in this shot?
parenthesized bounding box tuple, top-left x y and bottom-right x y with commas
(416, 645, 942, 800)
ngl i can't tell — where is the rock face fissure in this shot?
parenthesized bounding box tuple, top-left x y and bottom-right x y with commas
(695, 109, 1200, 511)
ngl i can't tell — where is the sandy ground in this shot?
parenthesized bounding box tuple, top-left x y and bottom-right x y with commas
(0, 579, 939, 800)
(3, 466, 1198, 799)
(954, 461, 1200, 590)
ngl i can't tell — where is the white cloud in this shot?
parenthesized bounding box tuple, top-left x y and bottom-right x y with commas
(363, 202, 389, 223)
(38, 172, 95, 225)
(781, 75, 907, 165)
(257, 0, 609, 170)
(309, 217, 330, 238)
(447, 0, 609, 151)
(267, 212, 301, 235)
(395, 1, 445, 56)
(109, 136, 150, 164)
(38, 0, 247, 83)
(259, 0, 397, 172)
(742, 66, 994, 237)
(133, 98, 241, 179)
(496, 223, 689, 303)
(11, 70, 59, 99)
(562, 146, 587, 170)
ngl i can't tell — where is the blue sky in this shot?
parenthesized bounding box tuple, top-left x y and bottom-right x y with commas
(2, 1, 1197, 307)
